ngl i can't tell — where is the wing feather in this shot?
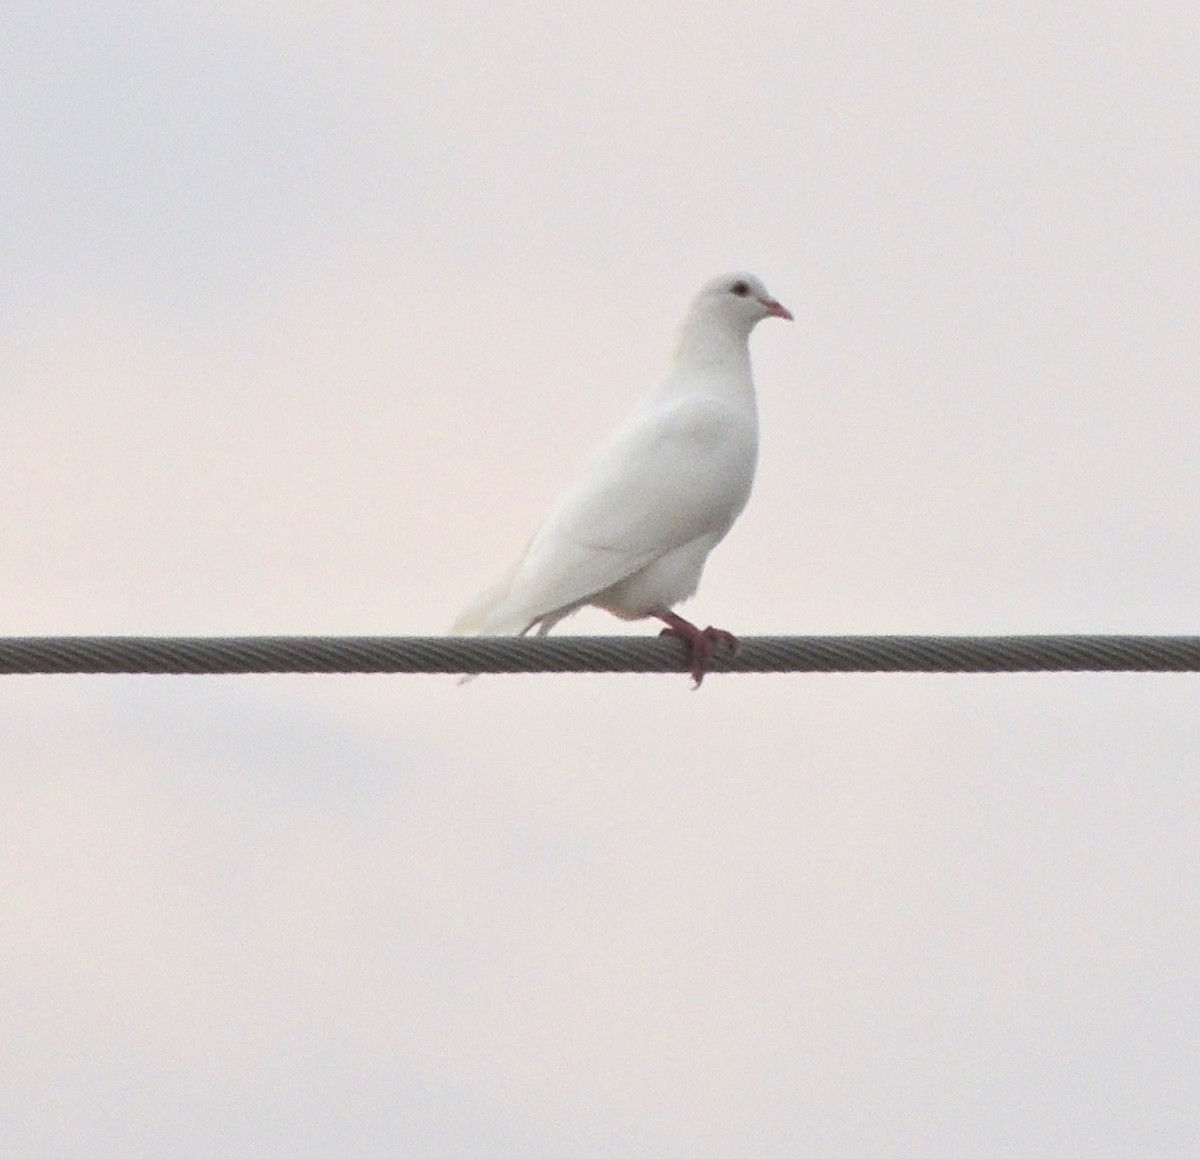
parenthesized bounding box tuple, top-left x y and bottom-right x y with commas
(453, 393, 756, 634)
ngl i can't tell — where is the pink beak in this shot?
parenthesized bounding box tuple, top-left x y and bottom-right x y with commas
(758, 296, 794, 321)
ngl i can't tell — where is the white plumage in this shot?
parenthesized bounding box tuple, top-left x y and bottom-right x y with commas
(452, 272, 791, 683)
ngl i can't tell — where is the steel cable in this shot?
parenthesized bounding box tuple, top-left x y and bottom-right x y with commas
(1, 635, 1199, 675)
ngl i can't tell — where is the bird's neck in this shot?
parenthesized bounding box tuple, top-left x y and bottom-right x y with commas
(661, 314, 756, 402)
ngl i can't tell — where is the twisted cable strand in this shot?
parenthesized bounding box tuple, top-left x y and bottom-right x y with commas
(1, 635, 1199, 675)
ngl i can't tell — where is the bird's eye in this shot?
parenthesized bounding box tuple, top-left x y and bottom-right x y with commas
(730, 281, 750, 297)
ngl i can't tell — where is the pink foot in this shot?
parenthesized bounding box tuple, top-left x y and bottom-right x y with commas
(657, 612, 740, 687)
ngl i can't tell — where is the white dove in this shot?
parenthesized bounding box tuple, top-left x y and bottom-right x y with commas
(452, 272, 792, 685)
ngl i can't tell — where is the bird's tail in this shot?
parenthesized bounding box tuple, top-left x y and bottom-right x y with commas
(449, 557, 533, 636)
(450, 562, 537, 685)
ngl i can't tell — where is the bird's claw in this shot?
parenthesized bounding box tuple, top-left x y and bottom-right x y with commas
(659, 617, 740, 687)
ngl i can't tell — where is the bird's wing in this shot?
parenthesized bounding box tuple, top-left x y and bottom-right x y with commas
(453, 393, 756, 634)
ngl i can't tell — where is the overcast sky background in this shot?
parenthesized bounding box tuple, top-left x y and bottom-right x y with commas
(2, 3, 1199, 1155)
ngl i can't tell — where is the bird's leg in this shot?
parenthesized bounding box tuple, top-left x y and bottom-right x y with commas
(657, 611, 740, 688)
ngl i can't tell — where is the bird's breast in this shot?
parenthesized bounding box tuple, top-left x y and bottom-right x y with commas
(649, 394, 758, 502)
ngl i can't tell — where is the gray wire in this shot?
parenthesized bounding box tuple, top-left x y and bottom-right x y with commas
(1, 635, 1199, 675)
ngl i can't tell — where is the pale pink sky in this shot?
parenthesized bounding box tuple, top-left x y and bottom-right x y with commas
(2, 4, 1198, 1155)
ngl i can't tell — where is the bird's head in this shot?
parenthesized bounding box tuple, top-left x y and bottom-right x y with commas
(692, 272, 794, 332)
(671, 274, 793, 365)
